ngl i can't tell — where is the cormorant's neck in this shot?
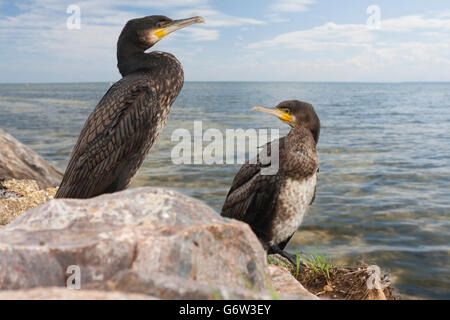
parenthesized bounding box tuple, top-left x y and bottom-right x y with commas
(117, 49, 178, 78)
(117, 51, 147, 77)
(117, 36, 163, 77)
(288, 127, 318, 145)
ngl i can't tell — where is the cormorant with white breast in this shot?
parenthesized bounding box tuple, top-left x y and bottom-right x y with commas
(221, 100, 320, 265)
(56, 15, 205, 198)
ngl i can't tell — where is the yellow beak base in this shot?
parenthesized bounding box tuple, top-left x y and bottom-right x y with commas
(154, 29, 166, 38)
(252, 106, 292, 122)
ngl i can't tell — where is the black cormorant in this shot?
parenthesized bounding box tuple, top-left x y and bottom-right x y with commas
(221, 100, 320, 265)
(56, 15, 204, 199)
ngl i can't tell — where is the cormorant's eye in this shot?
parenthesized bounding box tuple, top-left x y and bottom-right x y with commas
(156, 22, 162, 28)
(283, 108, 291, 114)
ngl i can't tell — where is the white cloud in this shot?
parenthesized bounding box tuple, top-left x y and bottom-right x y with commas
(175, 8, 264, 27)
(248, 22, 374, 50)
(248, 14, 450, 51)
(265, 13, 289, 23)
(270, 0, 315, 13)
(185, 27, 219, 41)
(381, 15, 450, 32)
(243, 13, 450, 82)
(438, 10, 450, 18)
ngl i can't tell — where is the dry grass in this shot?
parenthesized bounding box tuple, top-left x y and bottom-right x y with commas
(269, 252, 397, 300)
(295, 263, 396, 300)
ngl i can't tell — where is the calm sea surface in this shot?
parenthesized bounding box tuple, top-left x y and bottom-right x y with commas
(0, 82, 449, 299)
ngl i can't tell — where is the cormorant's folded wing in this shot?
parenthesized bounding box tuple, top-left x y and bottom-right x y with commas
(221, 139, 285, 243)
(56, 74, 157, 198)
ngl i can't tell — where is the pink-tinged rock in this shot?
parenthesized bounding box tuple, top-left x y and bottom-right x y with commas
(0, 287, 158, 300)
(267, 264, 319, 300)
(92, 270, 277, 300)
(0, 129, 62, 188)
(0, 187, 271, 298)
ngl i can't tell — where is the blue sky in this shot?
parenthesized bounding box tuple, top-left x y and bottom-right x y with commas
(0, 0, 449, 82)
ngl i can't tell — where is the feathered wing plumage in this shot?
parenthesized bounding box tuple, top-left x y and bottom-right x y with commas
(56, 74, 159, 199)
(221, 139, 286, 244)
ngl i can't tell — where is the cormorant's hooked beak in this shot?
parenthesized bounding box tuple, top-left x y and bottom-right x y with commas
(253, 106, 292, 122)
(154, 16, 205, 39)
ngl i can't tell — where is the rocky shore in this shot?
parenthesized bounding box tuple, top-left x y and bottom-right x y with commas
(0, 129, 62, 188)
(0, 130, 395, 300)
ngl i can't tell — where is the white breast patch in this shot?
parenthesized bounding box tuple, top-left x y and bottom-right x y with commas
(269, 173, 317, 247)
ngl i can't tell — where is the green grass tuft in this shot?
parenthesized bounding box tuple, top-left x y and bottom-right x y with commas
(301, 247, 333, 279)
(295, 252, 301, 278)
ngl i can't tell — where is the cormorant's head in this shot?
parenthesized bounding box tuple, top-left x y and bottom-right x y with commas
(253, 100, 320, 144)
(118, 15, 205, 54)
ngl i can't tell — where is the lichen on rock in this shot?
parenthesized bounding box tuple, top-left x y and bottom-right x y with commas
(0, 179, 57, 225)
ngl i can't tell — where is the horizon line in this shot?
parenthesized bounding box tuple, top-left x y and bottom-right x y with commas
(1, 80, 450, 85)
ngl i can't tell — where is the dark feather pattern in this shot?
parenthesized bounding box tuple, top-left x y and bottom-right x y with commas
(221, 126, 319, 250)
(221, 139, 286, 245)
(56, 53, 184, 198)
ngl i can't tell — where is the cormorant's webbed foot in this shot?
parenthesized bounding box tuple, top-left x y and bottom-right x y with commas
(268, 245, 306, 268)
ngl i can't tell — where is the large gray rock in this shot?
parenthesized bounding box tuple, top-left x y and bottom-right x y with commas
(90, 270, 278, 300)
(0, 287, 158, 300)
(0, 129, 62, 188)
(0, 188, 275, 299)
